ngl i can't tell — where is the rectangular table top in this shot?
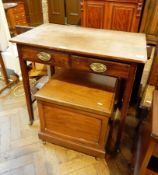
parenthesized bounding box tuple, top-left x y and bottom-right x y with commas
(10, 23, 147, 63)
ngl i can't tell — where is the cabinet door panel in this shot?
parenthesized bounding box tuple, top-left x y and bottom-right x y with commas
(48, 0, 65, 24)
(104, 2, 139, 32)
(66, 0, 81, 25)
(83, 1, 105, 28)
(24, 0, 43, 26)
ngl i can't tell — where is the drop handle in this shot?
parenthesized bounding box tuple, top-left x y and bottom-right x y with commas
(37, 52, 51, 61)
(90, 63, 107, 73)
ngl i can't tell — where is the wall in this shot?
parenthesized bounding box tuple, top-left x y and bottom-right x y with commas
(0, 0, 10, 49)
(42, 0, 48, 23)
(0, 0, 21, 76)
(0, 1, 9, 51)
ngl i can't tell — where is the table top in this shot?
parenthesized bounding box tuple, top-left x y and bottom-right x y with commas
(10, 23, 147, 63)
(3, 3, 17, 10)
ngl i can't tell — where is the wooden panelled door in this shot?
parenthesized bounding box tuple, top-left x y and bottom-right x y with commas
(82, 0, 143, 32)
(24, 0, 43, 26)
(66, 0, 81, 25)
(48, 0, 81, 25)
(104, 2, 139, 32)
(48, 0, 65, 24)
(83, 1, 105, 28)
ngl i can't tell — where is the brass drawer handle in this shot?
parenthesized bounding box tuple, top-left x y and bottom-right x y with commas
(90, 63, 107, 73)
(37, 52, 51, 61)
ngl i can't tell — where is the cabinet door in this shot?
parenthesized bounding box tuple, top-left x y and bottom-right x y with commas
(140, 0, 158, 44)
(24, 0, 43, 26)
(66, 0, 81, 25)
(83, 1, 105, 28)
(104, 2, 140, 32)
(48, 0, 65, 24)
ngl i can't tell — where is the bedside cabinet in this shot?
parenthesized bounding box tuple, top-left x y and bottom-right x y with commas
(35, 70, 117, 158)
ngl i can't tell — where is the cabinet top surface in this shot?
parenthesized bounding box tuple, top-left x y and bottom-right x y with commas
(35, 69, 117, 116)
(10, 23, 147, 63)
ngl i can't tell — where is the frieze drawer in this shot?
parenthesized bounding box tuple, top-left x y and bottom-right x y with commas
(71, 55, 130, 78)
(21, 46, 70, 68)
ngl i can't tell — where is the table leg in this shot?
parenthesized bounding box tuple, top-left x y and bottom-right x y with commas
(115, 63, 137, 151)
(130, 63, 144, 104)
(17, 46, 34, 125)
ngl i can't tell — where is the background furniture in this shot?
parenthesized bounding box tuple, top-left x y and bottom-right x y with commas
(3, 0, 43, 29)
(12, 0, 28, 26)
(10, 24, 147, 151)
(147, 46, 158, 88)
(81, 0, 144, 32)
(48, 0, 81, 25)
(24, 0, 43, 26)
(139, 0, 158, 45)
(132, 44, 158, 175)
(135, 46, 158, 129)
(3, 0, 28, 35)
(139, 0, 158, 90)
(134, 90, 158, 175)
(3, 2, 18, 35)
(131, 0, 158, 104)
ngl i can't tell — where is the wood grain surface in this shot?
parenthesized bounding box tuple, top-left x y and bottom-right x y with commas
(10, 23, 147, 63)
(35, 70, 117, 116)
(35, 70, 116, 157)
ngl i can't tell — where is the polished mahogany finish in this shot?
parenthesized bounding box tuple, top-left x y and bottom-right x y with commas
(35, 70, 117, 157)
(104, 2, 140, 32)
(13, 0, 27, 26)
(83, 1, 105, 28)
(82, 0, 144, 32)
(10, 24, 147, 150)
